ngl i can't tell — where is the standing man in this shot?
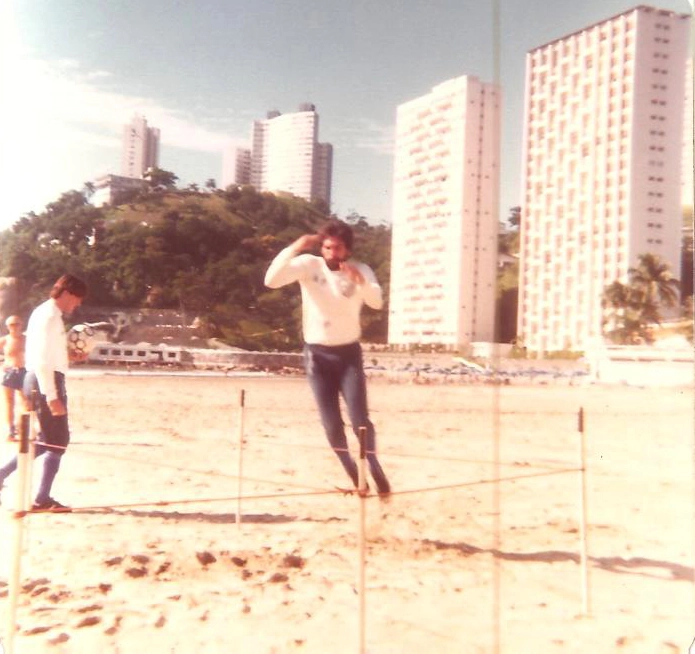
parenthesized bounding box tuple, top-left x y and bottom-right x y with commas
(264, 219, 391, 495)
(0, 274, 88, 511)
(1, 315, 27, 438)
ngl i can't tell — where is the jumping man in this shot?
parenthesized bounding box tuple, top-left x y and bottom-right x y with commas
(264, 219, 391, 496)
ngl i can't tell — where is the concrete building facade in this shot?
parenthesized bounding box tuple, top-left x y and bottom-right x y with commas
(518, 6, 691, 354)
(121, 114, 160, 179)
(91, 174, 148, 207)
(221, 146, 251, 189)
(388, 75, 501, 347)
(247, 104, 332, 206)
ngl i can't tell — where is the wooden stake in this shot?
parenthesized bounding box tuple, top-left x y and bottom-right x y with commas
(6, 413, 31, 654)
(577, 407, 591, 615)
(236, 389, 246, 529)
(357, 426, 367, 654)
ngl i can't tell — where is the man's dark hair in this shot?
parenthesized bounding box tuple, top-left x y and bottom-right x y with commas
(318, 219, 354, 252)
(50, 274, 88, 300)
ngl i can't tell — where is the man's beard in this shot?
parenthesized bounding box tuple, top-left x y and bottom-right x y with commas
(325, 258, 342, 271)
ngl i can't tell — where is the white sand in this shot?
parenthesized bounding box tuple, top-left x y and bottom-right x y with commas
(0, 374, 693, 653)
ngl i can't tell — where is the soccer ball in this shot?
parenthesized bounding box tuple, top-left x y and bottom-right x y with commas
(67, 323, 99, 357)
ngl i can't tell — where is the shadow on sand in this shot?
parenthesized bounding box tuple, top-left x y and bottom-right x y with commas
(421, 538, 694, 582)
(75, 507, 347, 525)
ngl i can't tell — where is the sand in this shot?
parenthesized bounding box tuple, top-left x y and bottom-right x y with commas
(0, 371, 693, 654)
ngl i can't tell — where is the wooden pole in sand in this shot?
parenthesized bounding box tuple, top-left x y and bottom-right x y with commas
(23, 394, 38, 513)
(577, 407, 591, 615)
(357, 426, 368, 654)
(236, 389, 246, 529)
(490, 2, 502, 650)
(6, 412, 31, 654)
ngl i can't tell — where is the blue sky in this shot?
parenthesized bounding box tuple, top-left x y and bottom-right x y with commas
(0, 0, 691, 232)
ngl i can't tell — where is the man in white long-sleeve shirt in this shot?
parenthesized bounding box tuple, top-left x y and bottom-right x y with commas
(0, 274, 88, 511)
(264, 219, 390, 495)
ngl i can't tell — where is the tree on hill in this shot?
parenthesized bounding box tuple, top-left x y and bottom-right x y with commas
(144, 167, 179, 191)
(0, 184, 392, 349)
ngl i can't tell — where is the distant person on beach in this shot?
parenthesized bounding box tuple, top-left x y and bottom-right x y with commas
(264, 219, 391, 496)
(0, 274, 88, 511)
(1, 315, 27, 438)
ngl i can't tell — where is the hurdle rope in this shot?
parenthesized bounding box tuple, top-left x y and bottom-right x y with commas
(3, 383, 612, 654)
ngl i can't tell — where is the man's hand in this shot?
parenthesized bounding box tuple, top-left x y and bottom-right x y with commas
(339, 262, 365, 285)
(48, 399, 67, 416)
(291, 234, 322, 254)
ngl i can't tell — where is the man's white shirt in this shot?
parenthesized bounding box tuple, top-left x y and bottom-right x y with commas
(25, 298, 68, 401)
(265, 246, 383, 346)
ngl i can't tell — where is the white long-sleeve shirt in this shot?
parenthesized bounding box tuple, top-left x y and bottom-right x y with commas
(25, 298, 69, 401)
(264, 246, 383, 346)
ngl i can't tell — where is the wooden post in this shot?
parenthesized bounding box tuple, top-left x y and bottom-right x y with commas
(357, 426, 368, 654)
(236, 389, 246, 529)
(577, 407, 591, 615)
(6, 412, 31, 654)
(23, 400, 38, 513)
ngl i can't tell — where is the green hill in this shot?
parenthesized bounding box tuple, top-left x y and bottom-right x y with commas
(0, 185, 391, 350)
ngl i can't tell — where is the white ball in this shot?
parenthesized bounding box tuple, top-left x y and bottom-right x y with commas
(67, 323, 99, 356)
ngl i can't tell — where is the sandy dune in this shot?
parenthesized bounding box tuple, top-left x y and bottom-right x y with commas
(0, 373, 693, 653)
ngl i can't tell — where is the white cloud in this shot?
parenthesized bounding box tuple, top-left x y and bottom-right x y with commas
(0, 35, 241, 230)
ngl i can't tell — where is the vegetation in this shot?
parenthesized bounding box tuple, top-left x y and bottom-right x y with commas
(2, 181, 689, 353)
(496, 206, 521, 342)
(0, 182, 391, 351)
(602, 253, 681, 345)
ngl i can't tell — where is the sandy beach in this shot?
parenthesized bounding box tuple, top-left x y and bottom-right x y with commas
(0, 372, 693, 653)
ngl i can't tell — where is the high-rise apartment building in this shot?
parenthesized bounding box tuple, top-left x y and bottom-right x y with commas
(248, 104, 332, 206)
(518, 6, 690, 353)
(221, 146, 251, 188)
(314, 142, 334, 209)
(388, 75, 501, 346)
(121, 114, 160, 179)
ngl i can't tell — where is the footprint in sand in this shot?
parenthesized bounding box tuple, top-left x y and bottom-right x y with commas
(76, 603, 103, 614)
(23, 625, 53, 635)
(76, 615, 101, 628)
(104, 616, 122, 635)
(125, 567, 148, 578)
(196, 551, 217, 566)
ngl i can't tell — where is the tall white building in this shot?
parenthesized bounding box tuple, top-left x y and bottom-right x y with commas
(221, 146, 251, 189)
(248, 104, 332, 206)
(388, 75, 501, 347)
(518, 6, 691, 353)
(121, 114, 160, 179)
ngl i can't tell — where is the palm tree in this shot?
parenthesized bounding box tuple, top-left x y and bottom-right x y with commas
(602, 281, 642, 343)
(602, 254, 681, 344)
(628, 253, 680, 317)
